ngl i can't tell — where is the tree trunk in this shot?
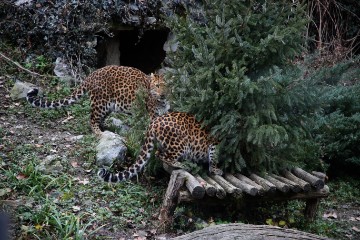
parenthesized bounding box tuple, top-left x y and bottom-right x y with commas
(172, 223, 331, 240)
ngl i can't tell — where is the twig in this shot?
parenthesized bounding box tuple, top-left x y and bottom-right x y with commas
(0, 52, 48, 77)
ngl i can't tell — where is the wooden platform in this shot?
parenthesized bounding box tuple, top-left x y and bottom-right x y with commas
(158, 165, 329, 224)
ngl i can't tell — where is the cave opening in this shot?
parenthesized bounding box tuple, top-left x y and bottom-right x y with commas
(97, 29, 169, 74)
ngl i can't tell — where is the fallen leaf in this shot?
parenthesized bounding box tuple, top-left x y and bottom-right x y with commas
(35, 224, 43, 230)
(72, 206, 81, 212)
(266, 218, 273, 225)
(62, 116, 74, 124)
(323, 211, 337, 219)
(350, 217, 356, 221)
(352, 226, 360, 232)
(279, 220, 287, 227)
(356, 217, 360, 221)
(78, 178, 89, 185)
(34, 144, 42, 148)
(71, 161, 79, 168)
(16, 173, 27, 180)
(84, 169, 92, 173)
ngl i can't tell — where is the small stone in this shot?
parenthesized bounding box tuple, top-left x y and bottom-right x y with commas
(10, 80, 42, 100)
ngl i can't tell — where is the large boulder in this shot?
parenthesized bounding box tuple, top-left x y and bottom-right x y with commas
(96, 131, 127, 166)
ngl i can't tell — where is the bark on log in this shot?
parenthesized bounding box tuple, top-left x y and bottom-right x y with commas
(196, 175, 216, 197)
(172, 223, 331, 240)
(282, 170, 311, 192)
(265, 175, 290, 193)
(249, 173, 277, 193)
(210, 175, 242, 199)
(224, 174, 257, 196)
(293, 167, 325, 190)
(162, 163, 205, 199)
(202, 175, 226, 199)
(271, 174, 302, 193)
(305, 198, 320, 221)
(311, 171, 327, 182)
(159, 170, 186, 222)
(184, 173, 205, 199)
(178, 190, 194, 203)
(234, 173, 265, 195)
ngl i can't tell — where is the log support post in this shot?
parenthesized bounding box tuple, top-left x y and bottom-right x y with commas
(159, 170, 186, 225)
(304, 198, 320, 221)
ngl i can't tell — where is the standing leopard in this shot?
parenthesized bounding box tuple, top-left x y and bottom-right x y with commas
(98, 112, 223, 182)
(26, 65, 166, 135)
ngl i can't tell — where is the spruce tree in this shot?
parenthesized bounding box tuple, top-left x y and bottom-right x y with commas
(164, 0, 319, 172)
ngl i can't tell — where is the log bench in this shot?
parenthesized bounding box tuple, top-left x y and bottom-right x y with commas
(158, 165, 329, 225)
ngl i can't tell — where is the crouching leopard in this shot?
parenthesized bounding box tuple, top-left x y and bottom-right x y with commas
(26, 65, 166, 135)
(98, 112, 223, 182)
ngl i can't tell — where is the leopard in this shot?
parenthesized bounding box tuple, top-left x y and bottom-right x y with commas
(98, 112, 223, 183)
(26, 65, 166, 135)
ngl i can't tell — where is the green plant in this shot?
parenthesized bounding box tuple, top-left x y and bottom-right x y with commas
(164, 0, 319, 172)
(311, 59, 360, 175)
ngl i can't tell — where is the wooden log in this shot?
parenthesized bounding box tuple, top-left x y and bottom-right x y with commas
(178, 190, 194, 203)
(159, 170, 186, 222)
(162, 163, 205, 199)
(224, 174, 257, 196)
(196, 175, 216, 197)
(185, 173, 205, 199)
(265, 175, 290, 193)
(249, 173, 276, 193)
(282, 170, 311, 192)
(234, 173, 265, 195)
(292, 167, 324, 190)
(202, 175, 226, 199)
(172, 223, 331, 240)
(311, 171, 327, 182)
(271, 174, 302, 193)
(305, 198, 320, 221)
(210, 175, 243, 199)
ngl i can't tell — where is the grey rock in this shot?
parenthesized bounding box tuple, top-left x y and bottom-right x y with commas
(54, 57, 74, 85)
(66, 135, 84, 142)
(10, 80, 42, 100)
(146, 17, 157, 25)
(96, 131, 127, 166)
(110, 117, 130, 132)
(36, 155, 64, 174)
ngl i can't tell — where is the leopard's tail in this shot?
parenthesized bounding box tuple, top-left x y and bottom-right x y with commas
(97, 127, 156, 183)
(26, 84, 86, 109)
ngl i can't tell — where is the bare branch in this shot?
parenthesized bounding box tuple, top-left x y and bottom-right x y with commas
(0, 52, 48, 77)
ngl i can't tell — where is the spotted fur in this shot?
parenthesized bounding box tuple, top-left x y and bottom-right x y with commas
(98, 112, 223, 183)
(26, 65, 166, 135)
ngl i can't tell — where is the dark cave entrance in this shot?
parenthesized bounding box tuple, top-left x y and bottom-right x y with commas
(97, 29, 169, 74)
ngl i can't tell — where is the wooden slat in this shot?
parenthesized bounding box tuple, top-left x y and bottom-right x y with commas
(225, 174, 257, 196)
(265, 175, 290, 193)
(211, 175, 242, 199)
(292, 167, 324, 190)
(249, 173, 277, 193)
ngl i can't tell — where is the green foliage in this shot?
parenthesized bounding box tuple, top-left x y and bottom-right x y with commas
(311, 59, 360, 175)
(164, 0, 318, 172)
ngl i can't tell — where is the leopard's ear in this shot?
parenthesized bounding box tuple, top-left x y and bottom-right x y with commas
(150, 73, 155, 78)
